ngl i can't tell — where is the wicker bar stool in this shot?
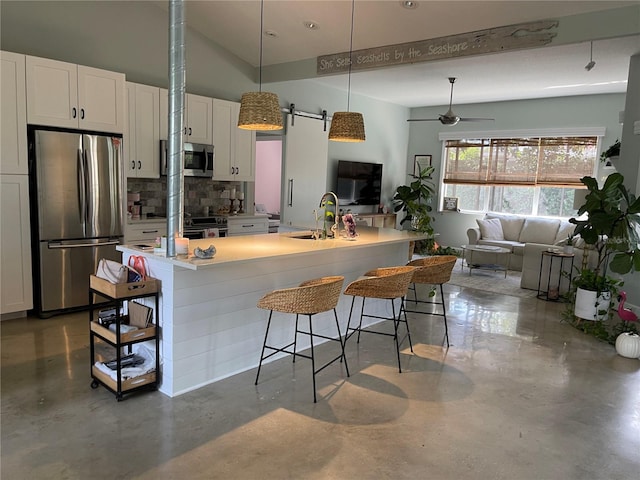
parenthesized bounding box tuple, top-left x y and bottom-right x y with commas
(404, 255, 457, 347)
(343, 265, 416, 373)
(255, 276, 349, 403)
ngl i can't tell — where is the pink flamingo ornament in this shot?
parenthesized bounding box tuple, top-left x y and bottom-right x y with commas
(617, 291, 638, 323)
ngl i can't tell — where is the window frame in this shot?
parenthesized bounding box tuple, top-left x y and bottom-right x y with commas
(436, 127, 605, 216)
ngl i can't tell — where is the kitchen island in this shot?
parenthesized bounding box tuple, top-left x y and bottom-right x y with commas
(118, 227, 426, 397)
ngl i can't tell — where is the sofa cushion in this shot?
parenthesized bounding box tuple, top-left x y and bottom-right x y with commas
(553, 221, 576, 246)
(476, 218, 504, 240)
(519, 218, 560, 244)
(499, 216, 526, 241)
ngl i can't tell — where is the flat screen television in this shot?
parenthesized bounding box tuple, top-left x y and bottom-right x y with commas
(336, 160, 383, 206)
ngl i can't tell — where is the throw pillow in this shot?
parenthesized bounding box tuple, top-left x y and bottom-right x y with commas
(499, 216, 525, 241)
(476, 218, 504, 240)
(553, 221, 576, 245)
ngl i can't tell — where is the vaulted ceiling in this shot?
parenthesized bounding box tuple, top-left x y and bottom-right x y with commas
(153, 1, 640, 107)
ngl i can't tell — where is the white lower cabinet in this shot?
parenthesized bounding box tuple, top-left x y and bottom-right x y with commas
(1, 174, 33, 314)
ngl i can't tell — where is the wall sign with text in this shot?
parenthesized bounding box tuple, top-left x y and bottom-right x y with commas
(317, 20, 558, 75)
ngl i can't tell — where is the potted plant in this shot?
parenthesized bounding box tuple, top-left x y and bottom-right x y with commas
(600, 139, 620, 163)
(569, 172, 640, 321)
(393, 164, 436, 254)
(563, 235, 574, 255)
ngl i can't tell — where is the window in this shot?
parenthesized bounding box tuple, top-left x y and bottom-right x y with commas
(442, 136, 598, 217)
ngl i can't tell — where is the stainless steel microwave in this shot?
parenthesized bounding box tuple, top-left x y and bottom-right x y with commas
(160, 140, 214, 177)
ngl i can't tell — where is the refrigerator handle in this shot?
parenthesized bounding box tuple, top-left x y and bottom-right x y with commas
(77, 147, 87, 236)
(48, 240, 121, 249)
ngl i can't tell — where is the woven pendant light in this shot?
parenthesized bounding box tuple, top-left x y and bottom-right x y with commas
(238, 0, 283, 131)
(329, 0, 365, 142)
(329, 112, 365, 142)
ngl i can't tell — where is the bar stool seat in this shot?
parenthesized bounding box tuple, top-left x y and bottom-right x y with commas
(404, 255, 457, 347)
(343, 265, 416, 372)
(255, 276, 349, 402)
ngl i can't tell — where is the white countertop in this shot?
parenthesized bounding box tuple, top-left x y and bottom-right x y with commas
(118, 227, 426, 270)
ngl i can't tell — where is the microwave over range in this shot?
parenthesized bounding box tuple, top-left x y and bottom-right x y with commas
(160, 140, 214, 177)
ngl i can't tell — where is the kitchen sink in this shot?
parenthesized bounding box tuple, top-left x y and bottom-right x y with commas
(288, 234, 318, 240)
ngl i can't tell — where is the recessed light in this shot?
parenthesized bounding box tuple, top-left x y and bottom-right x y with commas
(304, 21, 319, 30)
(264, 30, 278, 38)
(401, 1, 418, 9)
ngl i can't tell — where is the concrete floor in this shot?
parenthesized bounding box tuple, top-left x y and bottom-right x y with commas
(2, 284, 639, 479)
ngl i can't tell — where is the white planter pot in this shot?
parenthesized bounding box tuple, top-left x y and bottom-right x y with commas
(615, 332, 640, 359)
(563, 245, 574, 255)
(574, 287, 611, 321)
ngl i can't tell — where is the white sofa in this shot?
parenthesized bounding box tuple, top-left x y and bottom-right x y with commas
(466, 213, 587, 290)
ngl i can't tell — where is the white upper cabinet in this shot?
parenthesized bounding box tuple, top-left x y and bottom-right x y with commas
(186, 94, 213, 144)
(125, 82, 160, 178)
(0, 51, 28, 174)
(159, 90, 213, 144)
(26, 56, 125, 133)
(212, 99, 255, 181)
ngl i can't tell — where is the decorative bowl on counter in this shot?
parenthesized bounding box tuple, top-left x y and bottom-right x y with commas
(193, 245, 216, 259)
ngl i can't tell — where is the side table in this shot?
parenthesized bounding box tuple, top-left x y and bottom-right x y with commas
(537, 250, 575, 301)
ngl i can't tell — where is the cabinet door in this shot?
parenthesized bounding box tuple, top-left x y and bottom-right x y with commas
(1, 52, 28, 174)
(232, 102, 256, 181)
(77, 65, 125, 134)
(212, 99, 234, 180)
(125, 83, 137, 177)
(185, 93, 213, 144)
(128, 83, 160, 178)
(1, 174, 33, 313)
(26, 56, 78, 128)
(282, 114, 328, 229)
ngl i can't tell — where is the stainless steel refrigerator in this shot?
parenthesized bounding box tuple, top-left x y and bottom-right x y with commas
(29, 129, 124, 316)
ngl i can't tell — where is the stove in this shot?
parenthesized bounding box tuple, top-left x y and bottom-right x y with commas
(183, 216, 228, 239)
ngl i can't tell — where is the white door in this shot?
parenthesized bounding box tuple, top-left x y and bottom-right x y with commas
(126, 83, 160, 178)
(282, 114, 329, 229)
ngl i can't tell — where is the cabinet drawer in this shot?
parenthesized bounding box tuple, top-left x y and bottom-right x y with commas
(125, 222, 166, 242)
(227, 217, 269, 236)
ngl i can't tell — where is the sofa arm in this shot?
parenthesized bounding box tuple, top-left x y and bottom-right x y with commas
(467, 227, 481, 245)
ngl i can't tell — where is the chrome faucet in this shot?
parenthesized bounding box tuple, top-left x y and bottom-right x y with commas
(319, 192, 340, 238)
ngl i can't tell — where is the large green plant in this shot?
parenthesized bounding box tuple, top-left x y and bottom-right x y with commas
(393, 165, 436, 252)
(569, 173, 640, 290)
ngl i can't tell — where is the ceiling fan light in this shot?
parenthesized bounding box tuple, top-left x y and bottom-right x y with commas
(237, 91, 283, 131)
(329, 112, 366, 142)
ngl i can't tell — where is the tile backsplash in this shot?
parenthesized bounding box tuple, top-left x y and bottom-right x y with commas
(127, 177, 242, 217)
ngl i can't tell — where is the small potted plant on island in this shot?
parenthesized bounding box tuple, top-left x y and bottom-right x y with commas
(568, 173, 640, 329)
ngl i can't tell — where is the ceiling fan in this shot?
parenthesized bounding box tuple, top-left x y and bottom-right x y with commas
(407, 77, 495, 126)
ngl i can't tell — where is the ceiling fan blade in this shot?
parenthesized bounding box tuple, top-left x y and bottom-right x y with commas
(407, 118, 442, 122)
(458, 117, 495, 122)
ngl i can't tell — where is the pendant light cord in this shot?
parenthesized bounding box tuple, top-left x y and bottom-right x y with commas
(346, 0, 355, 112)
(259, 0, 264, 93)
